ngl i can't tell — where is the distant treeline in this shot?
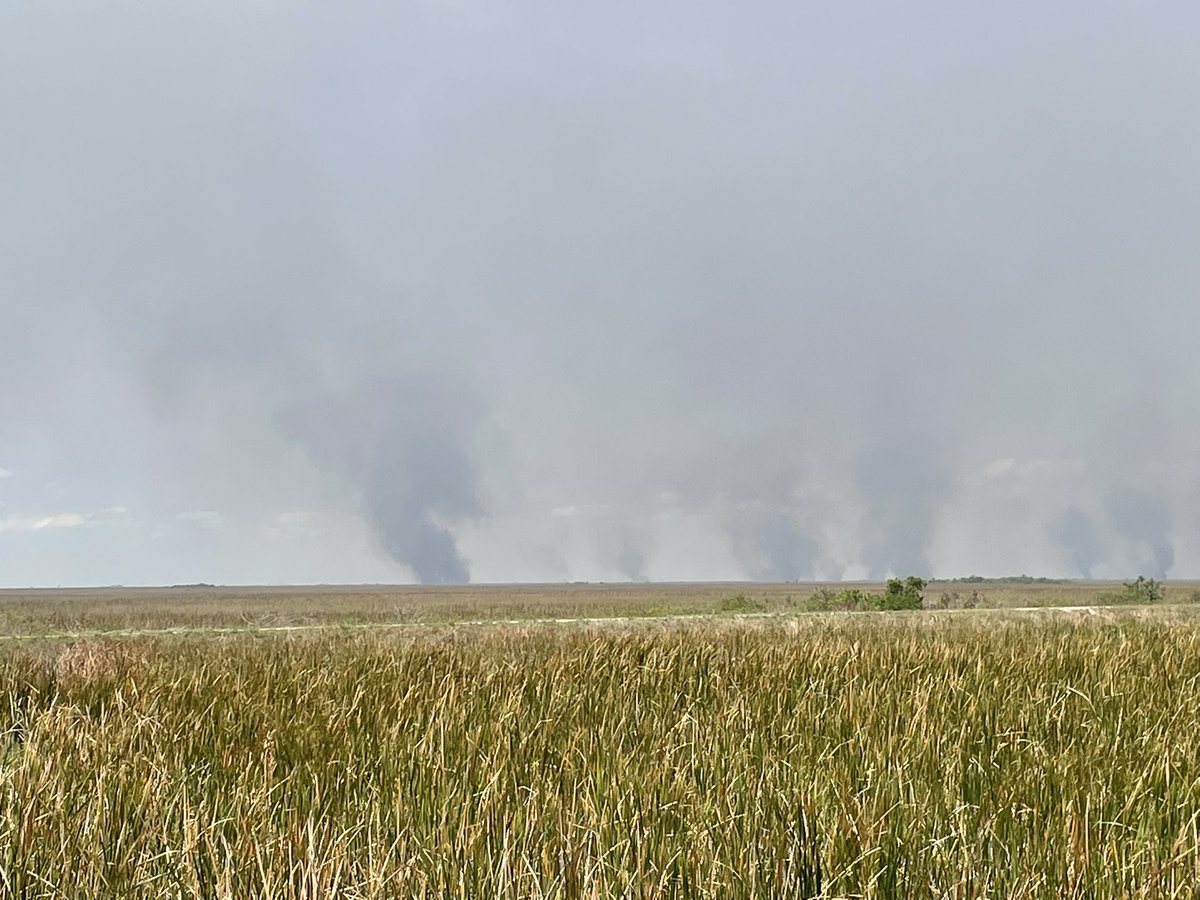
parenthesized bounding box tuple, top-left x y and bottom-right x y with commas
(945, 575, 1065, 585)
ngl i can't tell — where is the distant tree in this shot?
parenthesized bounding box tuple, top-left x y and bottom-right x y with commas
(1121, 576, 1165, 605)
(876, 577, 926, 610)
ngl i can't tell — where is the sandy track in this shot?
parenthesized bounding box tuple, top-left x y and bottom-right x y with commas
(0, 604, 1187, 641)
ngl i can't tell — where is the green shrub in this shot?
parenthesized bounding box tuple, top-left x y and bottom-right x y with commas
(800, 587, 839, 611)
(803, 580, 929, 612)
(837, 589, 872, 610)
(876, 577, 927, 611)
(717, 592, 767, 613)
(1119, 576, 1166, 605)
(801, 587, 876, 612)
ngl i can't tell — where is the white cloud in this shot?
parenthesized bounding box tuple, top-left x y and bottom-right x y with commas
(983, 457, 1054, 480)
(176, 510, 223, 527)
(0, 512, 87, 532)
(550, 503, 614, 518)
(0, 467, 12, 479)
(0, 507, 132, 533)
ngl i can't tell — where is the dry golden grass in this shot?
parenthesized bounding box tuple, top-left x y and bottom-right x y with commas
(1, 609, 1198, 897)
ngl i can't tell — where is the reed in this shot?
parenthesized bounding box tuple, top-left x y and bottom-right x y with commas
(1, 613, 1198, 897)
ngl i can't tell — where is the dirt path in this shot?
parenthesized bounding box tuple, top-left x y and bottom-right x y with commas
(0, 604, 1183, 642)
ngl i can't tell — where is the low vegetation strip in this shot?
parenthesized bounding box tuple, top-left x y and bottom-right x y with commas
(1, 614, 1199, 897)
(2, 580, 1197, 635)
(0, 602, 1188, 643)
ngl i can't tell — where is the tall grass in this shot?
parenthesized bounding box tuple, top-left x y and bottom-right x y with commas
(1, 615, 1198, 897)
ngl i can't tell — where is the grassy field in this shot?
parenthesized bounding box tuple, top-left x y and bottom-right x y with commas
(1, 603, 1199, 897)
(1, 579, 1198, 635)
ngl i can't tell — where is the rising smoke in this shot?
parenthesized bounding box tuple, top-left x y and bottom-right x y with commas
(1055, 506, 1103, 579)
(1105, 489, 1175, 580)
(2, 2, 1199, 585)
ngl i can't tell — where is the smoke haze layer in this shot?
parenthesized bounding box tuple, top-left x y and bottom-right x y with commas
(2, 2, 1198, 585)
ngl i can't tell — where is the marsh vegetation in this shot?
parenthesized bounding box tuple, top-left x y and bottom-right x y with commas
(1, 609, 1198, 897)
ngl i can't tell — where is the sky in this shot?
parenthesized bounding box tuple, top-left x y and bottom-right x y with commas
(2, 2, 1198, 586)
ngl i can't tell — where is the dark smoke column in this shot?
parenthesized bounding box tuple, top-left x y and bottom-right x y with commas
(362, 435, 479, 584)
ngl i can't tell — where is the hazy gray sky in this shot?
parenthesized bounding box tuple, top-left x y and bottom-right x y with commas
(2, 2, 1198, 586)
